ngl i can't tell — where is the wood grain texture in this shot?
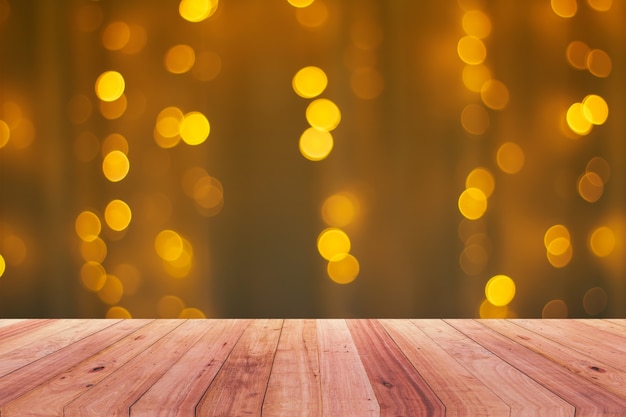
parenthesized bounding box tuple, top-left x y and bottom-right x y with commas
(0, 319, 624, 416)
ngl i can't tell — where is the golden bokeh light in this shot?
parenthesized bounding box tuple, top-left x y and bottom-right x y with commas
(192, 174, 224, 215)
(180, 111, 210, 145)
(191, 50, 222, 82)
(295, 0, 328, 28)
(587, 0, 612, 12)
(80, 237, 107, 263)
(288, 0, 314, 8)
(165, 44, 196, 74)
(292, 66, 328, 99)
(317, 227, 351, 261)
(179, 0, 218, 22)
(581, 94, 608, 125)
(485, 274, 515, 307)
(80, 261, 107, 292)
(577, 172, 604, 203)
(458, 187, 487, 220)
(566, 102, 593, 135)
(480, 79, 509, 110)
(102, 150, 130, 182)
(299, 127, 333, 161)
(589, 226, 615, 257)
(95, 71, 125, 102)
(586, 156, 611, 183)
(496, 142, 524, 174)
(350, 67, 384, 100)
(544, 224, 573, 268)
(460, 103, 489, 135)
(306, 98, 341, 131)
(542, 299, 568, 318)
(121, 24, 147, 55)
(462, 10, 491, 39)
(0, 120, 10, 148)
(102, 21, 131, 51)
(551, 0, 577, 17)
(106, 306, 132, 319)
(566, 40, 590, 70)
(544, 224, 570, 249)
(163, 237, 193, 278)
(104, 199, 132, 232)
(321, 192, 359, 227)
(465, 167, 495, 198)
(457, 35, 487, 65)
(462, 64, 491, 93)
(102, 133, 129, 156)
(0, 254, 5, 278)
(75, 211, 102, 242)
(479, 299, 509, 319)
(99, 94, 127, 120)
(98, 274, 124, 305)
(583, 287, 608, 315)
(158, 295, 186, 318)
(179, 307, 207, 318)
(587, 49, 612, 78)
(155, 106, 184, 148)
(155, 229, 184, 262)
(327, 253, 359, 284)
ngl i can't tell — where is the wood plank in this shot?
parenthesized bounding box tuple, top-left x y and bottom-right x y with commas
(261, 319, 322, 417)
(130, 319, 250, 417)
(382, 319, 510, 416)
(604, 319, 626, 328)
(488, 320, 626, 399)
(0, 319, 116, 377)
(448, 319, 626, 416)
(411, 319, 574, 417)
(589, 319, 626, 337)
(63, 319, 204, 417)
(346, 319, 445, 417)
(195, 319, 283, 417)
(0, 319, 84, 357)
(316, 319, 379, 417)
(0, 319, 53, 342)
(0, 319, 150, 410)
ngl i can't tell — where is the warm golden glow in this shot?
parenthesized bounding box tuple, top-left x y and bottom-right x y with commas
(179, 307, 206, 318)
(587, 49, 612, 78)
(459, 244, 488, 275)
(0, 254, 5, 278)
(589, 226, 615, 257)
(551, 0, 577, 17)
(586, 156, 610, 183)
(306, 99, 341, 131)
(566, 40, 590, 70)
(462, 10, 491, 39)
(80, 237, 107, 263)
(581, 94, 608, 125)
(191, 50, 222, 81)
(566, 102, 593, 135)
(496, 142, 524, 174)
(158, 295, 186, 318)
(457, 35, 486, 65)
(544, 224, 572, 268)
(102, 150, 130, 182)
(295, 0, 328, 28)
(179, 0, 218, 22)
(317, 228, 351, 261)
(479, 299, 509, 319)
(327, 253, 359, 284)
(165, 44, 196, 74)
(113, 264, 142, 296)
(102, 21, 131, 51)
(292, 66, 328, 98)
(75, 211, 102, 242)
(587, 0, 612, 11)
(578, 172, 604, 203)
(180, 111, 210, 145)
(321, 192, 358, 227)
(480, 79, 509, 110)
(106, 306, 132, 319)
(155, 230, 185, 262)
(583, 287, 607, 315)
(458, 187, 487, 220)
(542, 299, 568, 318)
(288, 0, 314, 8)
(98, 274, 124, 305)
(99, 94, 127, 120)
(485, 274, 515, 307)
(80, 261, 107, 292)
(104, 199, 132, 232)
(0, 120, 10, 148)
(299, 127, 333, 161)
(163, 237, 193, 278)
(350, 67, 384, 100)
(460, 103, 489, 135)
(95, 71, 125, 102)
(462, 64, 491, 93)
(102, 133, 129, 156)
(465, 167, 495, 198)
(544, 224, 570, 249)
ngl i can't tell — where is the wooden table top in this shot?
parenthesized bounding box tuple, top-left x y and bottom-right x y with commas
(0, 319, 624, 416)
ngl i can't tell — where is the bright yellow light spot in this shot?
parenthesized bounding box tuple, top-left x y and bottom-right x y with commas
(583, 287, 607, 315)
(578, 172, 604, 202)
(566, 102, 593, 135)
(551, 0, 577, 17)
(95, 71, 125, 102)
(98, 274, 124, 305)
(566, 41, 589, 70)
(462, 64, 491, 92)
(180, 111, 210, 145)
(288, 0, 314, 7)
(102, 21, 131, 51)
(165, 44, 196, 74)
(479, 299, 509, 318)
(547, 244, 573, 268)
(299, 127, 333, 161)
(155, 107, 184, 148)
(306, 99, 341, 131)
(317, 228, 351, 261)
(295, 0, 328, 28)
(80, 237, 107, 263)
(191, 50, 222, 82)
(460, 103, 489, 135)
(0, 254, 5, 278)
(485, 274, 515, 307)
(321, 192, 358, 227)
(327, 253, 359, 284)
(547, 237, 570, 256)
(155, 230, 184, 262)
(76, 211, 101, 242)
(587, 0, 612, 11)
(466, 167, 495, 198)
(106, 306, 132, 319)
(179, 307, 206, 318)
(587, 49, 612, 78)
(102, 150, 130, 182)
(458, 187, 487, 220)
(462, 10, 491, 38)
(544, 224, 570, 249)
(350, 67, 384, 100)
(589, 226, 615, 257)
(586, 156, 610, 183)
(542, 299, 568, 318)
(582, 94, 608, 125)
(179, 0, 218, 22)
(102, 133, 129, 156)
(480, 79, 509, 110)
(80, 261, 107, 292)
(457, 36, 486, 65)
(163, 237, 193, 278)
(293, 66, 328, 99)
(0, 120, 10, 148)
(99, 94, 127, 120)
(496, 142, 524, 174)
(158, 295, 186, 318)
(104, 199, 132, 231)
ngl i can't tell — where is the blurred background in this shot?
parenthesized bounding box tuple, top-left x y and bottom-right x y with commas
(0, 0, 624, 318)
